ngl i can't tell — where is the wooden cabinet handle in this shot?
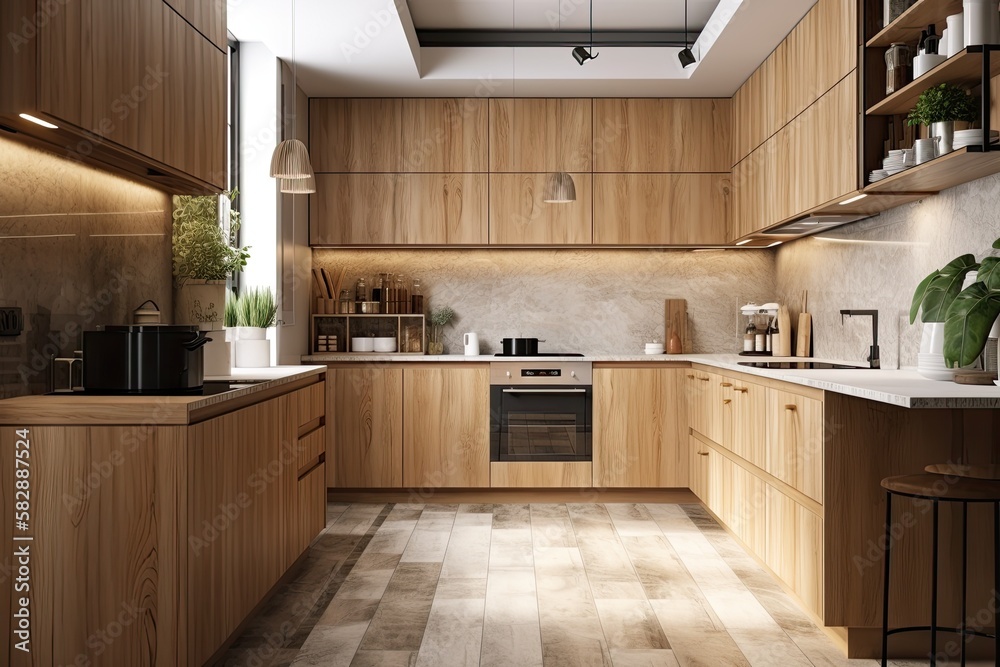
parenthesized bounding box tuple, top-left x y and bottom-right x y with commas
(698, 451, 709, 456)
(734, 387, 748, 393)
(698, 377, 710, 382)
(686, 374, 695, 379)
(784, 404, 797, 411)
(723, 399, 732, 405)
(720, 382, 733, 387)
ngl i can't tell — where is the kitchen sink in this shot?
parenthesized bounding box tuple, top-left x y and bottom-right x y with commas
(737, 361, 875, 370)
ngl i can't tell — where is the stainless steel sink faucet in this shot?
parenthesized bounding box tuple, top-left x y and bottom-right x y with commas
(840, 310, 880, 369)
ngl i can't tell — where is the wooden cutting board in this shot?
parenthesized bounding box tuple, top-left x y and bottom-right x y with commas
(664, 299, 688, 354)
(795, 313, 812, 357)
(776, 305, 792, 357)
(953, 370, 998, 385)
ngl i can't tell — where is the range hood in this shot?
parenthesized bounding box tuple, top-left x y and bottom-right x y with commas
(759, 213, 873, 236)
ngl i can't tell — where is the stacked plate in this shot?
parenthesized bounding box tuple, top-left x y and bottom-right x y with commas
(953, 129, 1000, 150)
(882, 150, 908, 175)
(869, 169, 889, 183)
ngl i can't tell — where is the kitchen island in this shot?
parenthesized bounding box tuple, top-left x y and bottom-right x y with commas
(0, 365, 327, 667)
(308, 353, 1000, 658)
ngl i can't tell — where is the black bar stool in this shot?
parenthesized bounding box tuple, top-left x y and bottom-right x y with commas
(881, 467, 1000, 666)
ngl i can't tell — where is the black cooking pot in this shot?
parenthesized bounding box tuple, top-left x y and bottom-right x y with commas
(83, 325, 212, 394)
(500, 337, 543, 356)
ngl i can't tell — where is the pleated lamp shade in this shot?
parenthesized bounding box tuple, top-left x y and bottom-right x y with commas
(542, 172, 577, 203)
(279, 172, 316, 194)
(269, 139, 314, 179)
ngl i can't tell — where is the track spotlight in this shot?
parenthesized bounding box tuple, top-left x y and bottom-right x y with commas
(572, 46, 598, 65)
(678, 47, 696, 68)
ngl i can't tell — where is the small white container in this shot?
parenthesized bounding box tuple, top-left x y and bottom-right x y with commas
(947, 12, 965, 56)
(964, 0, 999, 46)
(373, 337, 397, 353)
(913, 53, 947, 78)
(352, 337, 375, 352)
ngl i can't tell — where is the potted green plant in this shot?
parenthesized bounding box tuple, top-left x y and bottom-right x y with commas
(233, 286, 277, 368)
(911, 253, 980, 378)
(428, 306, 455, 355)
(172, 190, 250, 330)
(943, 238, 1000, 371)
(907, 84, 979, 155)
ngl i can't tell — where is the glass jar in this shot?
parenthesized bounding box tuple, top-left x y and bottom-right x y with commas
(411, 278, 424, 315)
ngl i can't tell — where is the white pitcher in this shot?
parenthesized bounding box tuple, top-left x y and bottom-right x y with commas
(463, 332, 480, 356)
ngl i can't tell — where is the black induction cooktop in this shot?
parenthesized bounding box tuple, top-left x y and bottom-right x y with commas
(494, 353, 586, 357)
(737, 361, 873, 370)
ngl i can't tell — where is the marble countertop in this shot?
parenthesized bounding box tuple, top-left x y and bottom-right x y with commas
(0, 365, 326, 425)
(302, 353, 1000, 409)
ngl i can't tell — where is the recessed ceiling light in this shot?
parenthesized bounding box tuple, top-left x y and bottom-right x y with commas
(19, 113, 57, 129)
(735, 239, 752, 246)
(839, 194, 868, 205)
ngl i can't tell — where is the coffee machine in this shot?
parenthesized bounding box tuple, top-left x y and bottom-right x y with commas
(739, 302, 780, 355)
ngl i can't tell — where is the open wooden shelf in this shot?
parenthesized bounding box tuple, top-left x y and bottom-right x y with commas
(866, 0, 964, 48)
(863, 146, 1000, 194)
(866, 48, 997, 116)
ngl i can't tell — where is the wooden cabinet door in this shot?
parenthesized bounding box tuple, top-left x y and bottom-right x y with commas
(310, 174, 488, 245)
(310, 98, 403, 172)
(401, 98, 488, 172)
(732, 58, 774, 167)
(403, 366, 490, 488)
(328, 367, 403, 488)
(489, 98, 592, 172)
(296, 461, 327, 553)
(730, 377, 767, 469)
(489, 173, 593, 244)
(163, 0, 227, 51)
(187, 398, 285, 666)
(593, 368, 686, 487)
(593, 174, 730, 245)
(686, 370, 720, 443)
(593, 98, 731, 173)
(37, 0, 83, 127)
(766, 388, 824, 502)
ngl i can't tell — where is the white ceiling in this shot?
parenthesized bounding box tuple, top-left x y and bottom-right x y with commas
(228, 0, 817, 98)
(407, 0, 721, 31)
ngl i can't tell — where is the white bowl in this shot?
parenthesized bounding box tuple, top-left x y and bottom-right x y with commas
(645, 349, 665, 355)
(351, 337, 375, 352)
(373, 336, 397, 352)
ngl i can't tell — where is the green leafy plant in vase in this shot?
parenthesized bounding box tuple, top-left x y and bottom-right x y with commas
(428, 306, 455, 355)
(906, 84, 979, 155)
(943, 238, 1000, 371)
(911, 253, 980, 379)
(172, 190, 250, 329)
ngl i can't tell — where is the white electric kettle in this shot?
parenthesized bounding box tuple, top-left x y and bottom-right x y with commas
(463, 332, 480, 356)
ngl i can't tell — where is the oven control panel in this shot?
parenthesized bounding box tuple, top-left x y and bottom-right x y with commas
(490, 361, 592, 385)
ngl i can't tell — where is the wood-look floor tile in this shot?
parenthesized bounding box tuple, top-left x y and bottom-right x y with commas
(350, 650, 418, 667)
(330, 504, 387, 535)
(291, 622, 370, 666)
(489, 527, 534, 568)
(541, 638, 612, 667)
(440, 525, 492, 579)
(458, 502, 495, 513)
(316, 598, 379, 627)
(352, 551, 402, 572)
(414, 598, 486, 667)
(335, 569, 395, 600)
(660, 629, 750, 667)
(620, 535, 702, 600)
(433, 577, 488, 600)
(359, 563, 441, 651)
(480, 622, 543, 667)
(608, 648, 681, 667)
(365, 520, 418, 555)
(492, 503, 531, 529)
(649, 597, 725, 633)
(594, 599, 670, 650)
(726, 628, 813, 667)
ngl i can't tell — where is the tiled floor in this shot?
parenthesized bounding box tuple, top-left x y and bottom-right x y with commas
(220, 502, 991, 666)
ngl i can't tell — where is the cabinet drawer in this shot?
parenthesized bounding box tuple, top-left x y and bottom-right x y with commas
(689, 436, 709, 501)
(491, 461, 592, 487)
(766, 388, 823, 502)
(729, 377, 766, 469)
(765, 483, 823, 618)
(295, 382, 325, 429)
(295, 462, 327, 557)
(686, 370, 722, 443)
(298, 426, 325, 474)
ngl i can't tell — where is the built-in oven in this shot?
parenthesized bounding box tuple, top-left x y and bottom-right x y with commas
(490, 361, 592, 462)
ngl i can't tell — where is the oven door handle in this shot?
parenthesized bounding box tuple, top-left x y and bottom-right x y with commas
(501, 388, 588, 394)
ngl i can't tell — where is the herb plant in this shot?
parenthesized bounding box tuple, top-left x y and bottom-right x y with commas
(907, 84, 979, 127)
(235, 287, 277, 329)
(172, 190, 251, 283)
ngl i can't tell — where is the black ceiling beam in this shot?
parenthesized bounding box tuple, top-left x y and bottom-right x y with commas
(416, 29, 695, 48)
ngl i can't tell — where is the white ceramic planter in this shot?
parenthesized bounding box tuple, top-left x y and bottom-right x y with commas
(235, 326, 266, 341)
(235, 339, 270, 368)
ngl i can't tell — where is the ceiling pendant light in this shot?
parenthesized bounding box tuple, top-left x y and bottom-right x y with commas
(269, 0, 314, 182)
(279, 170, 315, 194)
(543, 172, 577, 203)
(572, 0, 599, 65)
(678, 0, 696, 68)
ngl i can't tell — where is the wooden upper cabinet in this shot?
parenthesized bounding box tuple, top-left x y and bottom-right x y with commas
(163, 0, 228, 52)
(401, 98, 488, 172)
(489, 98, 592, 172)
(732, 57, 774, 166)
(489, 173, 593, 245)
(593, 174, 730, 245)
(775, 0, 857, 129)
(310, 98, 403, 172)
(594, 99, 731, 173)
(310, 173, 487, 245)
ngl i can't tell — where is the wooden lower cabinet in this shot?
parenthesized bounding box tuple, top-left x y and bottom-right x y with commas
(765, 484, 823, 617)
(296, 462, 327, 554)
(689, 436, 709, 500)
(593, 367, 687, 487)
(729, 377, 767, 469)
(403, 365, 490, 488)
(686, 369, 723, 445)
(327, 367, 403, 488)
(491, 461, 593, 487)
(766, 387, 824, 503)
